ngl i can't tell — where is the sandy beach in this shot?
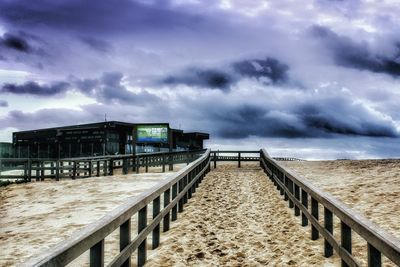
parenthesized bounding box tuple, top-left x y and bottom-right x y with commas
(282, 159, 400, 239)
(1, 160, 399, 266)
(0, 165, 186, 267)
(282, 159, 400, 266)
(146, 163, 340, 266)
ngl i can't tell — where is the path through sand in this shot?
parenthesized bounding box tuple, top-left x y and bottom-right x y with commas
(146, 163, 340, 266)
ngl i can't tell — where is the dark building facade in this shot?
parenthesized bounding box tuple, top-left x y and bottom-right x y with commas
(0, 142, 13, 158)
(12, 121, 209, 159)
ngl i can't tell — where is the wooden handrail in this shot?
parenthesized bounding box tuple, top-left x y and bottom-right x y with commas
(0, 149, 205, 181)
(260, 148, 400, 267)
(24, 149, 211, 266)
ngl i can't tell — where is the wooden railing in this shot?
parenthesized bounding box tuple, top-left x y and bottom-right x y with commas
(273, 157, 303, 161)
(211, 150, 260, 168)
(24, 149, 211, 267)
(260, 149, 400, 267)
(0, 149, 205, 182)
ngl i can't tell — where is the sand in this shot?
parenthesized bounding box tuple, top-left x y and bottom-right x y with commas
(0, 164, 186, 267)
(2, 160, 399, 266)
(281, 160, 400, 239)
(145, 163, 340, 266)
(281, 159, 400, 266)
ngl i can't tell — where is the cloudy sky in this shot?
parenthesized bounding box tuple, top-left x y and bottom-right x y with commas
(1, 0, 400, 159)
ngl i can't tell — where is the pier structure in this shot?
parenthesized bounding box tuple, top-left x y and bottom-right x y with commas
(11, 121, 209, 159)
(21, 150, 400, 266)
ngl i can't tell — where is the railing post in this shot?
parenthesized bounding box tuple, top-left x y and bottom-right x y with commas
(103, 160, 107, 176)
(238, 152, 241, 168)
(178, 178, 184, 213)
(138, 206, 147, 267)
(213, 152, 217, 169)
(120, 219, 131, 267)
(294, 184, 300, 216)
(152, 196, 160, 249)
(123, 158, 128, 175)
(90, 239, 104, 267)
(288, 179, 294, 208)
(188, 172, 193, 199)
(284, 174, 289, 201)
(145, 156, 149, 173)
(183, 174, 188, 204)
(171, 183, 178, 221)
(341, 221, 352, 267)
(162, 153, 166, 173)
(72, 161, 77, 180)
(35, 162, 40, 181)
(169, 153, 173, 171)
(27, 159, 32, 182)
(311, 197, 319, 240)
(163, 188, 170, 232)
(109, 159, 114, 176)
(50, 161, 55, 176)
(96, 160, 100, 177)
(55, 160, 60, 181)
(136, 156, 140, 174)
(89, 161, 93, 177)
(368, 243, 381, 267)
(324, 207, 333, 257)
(301, 189, 308, 226)
(40, 161, 45, 181)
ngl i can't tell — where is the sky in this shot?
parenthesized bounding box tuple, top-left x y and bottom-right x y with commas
(1, 0, 400, 159)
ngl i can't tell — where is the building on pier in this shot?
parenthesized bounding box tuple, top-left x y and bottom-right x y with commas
(12, 121, 209, 158)
(0, 142, 13, 158)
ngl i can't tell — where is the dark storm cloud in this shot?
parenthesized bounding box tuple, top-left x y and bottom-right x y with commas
(209, 96, 398, 139)
(73, 72, 160, 105)
(0, 72, 160, 104)
(232, 58, 289, 84)
(160, 57, 291, 90)
(0, 0, 205, 35)
(310, 25, 400, 77)
(214, 105, 307, 138)
(163, 68, 234, 90)
(0, 100, 8, 107)
(1, 81, 70, 96)
(0, 32, 31, 53)
(79, 36, 112, 53)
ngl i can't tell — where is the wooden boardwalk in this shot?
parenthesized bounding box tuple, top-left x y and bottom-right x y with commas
(146, 163, 338, 266)
(21, 150, 400, 267)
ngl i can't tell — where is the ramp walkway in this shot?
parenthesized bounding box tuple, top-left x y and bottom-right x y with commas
(145, 163, 338, 266)
(24, 150, 400, 267)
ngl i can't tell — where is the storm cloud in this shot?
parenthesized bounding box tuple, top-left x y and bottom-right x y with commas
(0, 0, 209, 35)
(310, 25, 400, 77)
(1, 81, 70, 96)
(160, 57, 291, 90)
(73, 72, 160, 105)
(1, 0, 400, 158)
(0, 32, 31, 53)
(211, 97, 398, 139)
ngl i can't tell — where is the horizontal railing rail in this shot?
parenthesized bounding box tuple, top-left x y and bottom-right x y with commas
(0, 149, 205, 182)
(211, 150, 260, 168)
(24, 149, 211, 267)
(260, 149, 400, 267)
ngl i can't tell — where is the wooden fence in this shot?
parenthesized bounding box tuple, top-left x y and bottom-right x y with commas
(24, 149, 211, 267)
(0, 149, 205, 182)
(260, 149, 400, 267)
(211, 150, 260, 168)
